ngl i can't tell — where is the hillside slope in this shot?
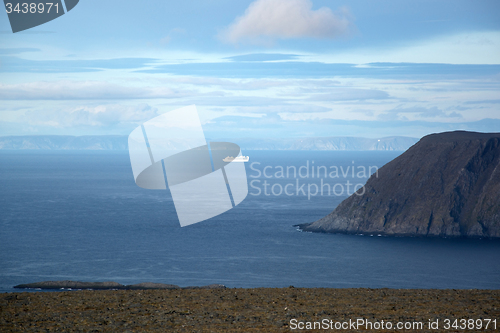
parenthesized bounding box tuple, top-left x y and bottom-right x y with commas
(299, 131, 500, 238)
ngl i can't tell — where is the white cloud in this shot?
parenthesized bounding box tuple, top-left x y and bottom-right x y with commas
(233, 104, 331, 113)
(23, 104, 159, 127)
(319, 31, 500, 64)
(220, 0, 354, 44)
(378, 106, 463, 120)
(308, 88, 390, 101)
(167, 77, 287, 90)
(0, 81, 191, 100)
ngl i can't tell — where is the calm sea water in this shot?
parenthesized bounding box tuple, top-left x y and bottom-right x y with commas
(1, 150, 499, 293)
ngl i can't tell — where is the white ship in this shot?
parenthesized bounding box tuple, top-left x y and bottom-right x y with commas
(223, 156, 249, 162)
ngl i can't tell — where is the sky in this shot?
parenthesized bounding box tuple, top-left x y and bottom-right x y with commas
(0, 0, 499, 139)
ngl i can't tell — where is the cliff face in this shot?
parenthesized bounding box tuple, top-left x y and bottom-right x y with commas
(299, 131, 500, 238)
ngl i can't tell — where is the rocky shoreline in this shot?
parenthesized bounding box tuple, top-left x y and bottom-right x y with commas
(13, 280, 225, 291)
(1, 288, 499, 332)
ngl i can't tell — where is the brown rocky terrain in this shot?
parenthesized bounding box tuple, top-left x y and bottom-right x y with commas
(299, 131, 500, 238)
(1, 288, 499, 332)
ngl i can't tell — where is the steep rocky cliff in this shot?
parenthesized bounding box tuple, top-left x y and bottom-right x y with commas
(299, 131, 500, 238)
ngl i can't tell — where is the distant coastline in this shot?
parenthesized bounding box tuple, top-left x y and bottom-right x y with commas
(0, 135, 418, 151)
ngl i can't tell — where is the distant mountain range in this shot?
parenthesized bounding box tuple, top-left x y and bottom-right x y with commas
(229, 136, 418, 151)
(0, 135, 418, 151)
(0, 135, 128, 150)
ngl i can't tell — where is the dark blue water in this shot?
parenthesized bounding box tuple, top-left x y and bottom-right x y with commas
(1, 150, 499, 293)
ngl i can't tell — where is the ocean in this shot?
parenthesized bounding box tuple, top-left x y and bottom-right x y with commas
(1, 150, 499, 293)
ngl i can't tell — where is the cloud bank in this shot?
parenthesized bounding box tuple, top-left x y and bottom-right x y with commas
(23, 104, 159, 128)
(0, 81, 189, 100)
(220, 0, 354, 44)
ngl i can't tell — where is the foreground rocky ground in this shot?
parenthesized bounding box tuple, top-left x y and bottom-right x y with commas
(1, 288, 498, 332)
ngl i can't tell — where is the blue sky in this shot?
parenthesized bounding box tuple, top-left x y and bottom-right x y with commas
(0, 0, 499, 138)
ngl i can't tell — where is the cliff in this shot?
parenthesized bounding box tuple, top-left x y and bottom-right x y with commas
(298, 131, 500, 238)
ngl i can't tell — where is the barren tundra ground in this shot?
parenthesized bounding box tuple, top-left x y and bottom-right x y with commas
(1, 288, 499, 332)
